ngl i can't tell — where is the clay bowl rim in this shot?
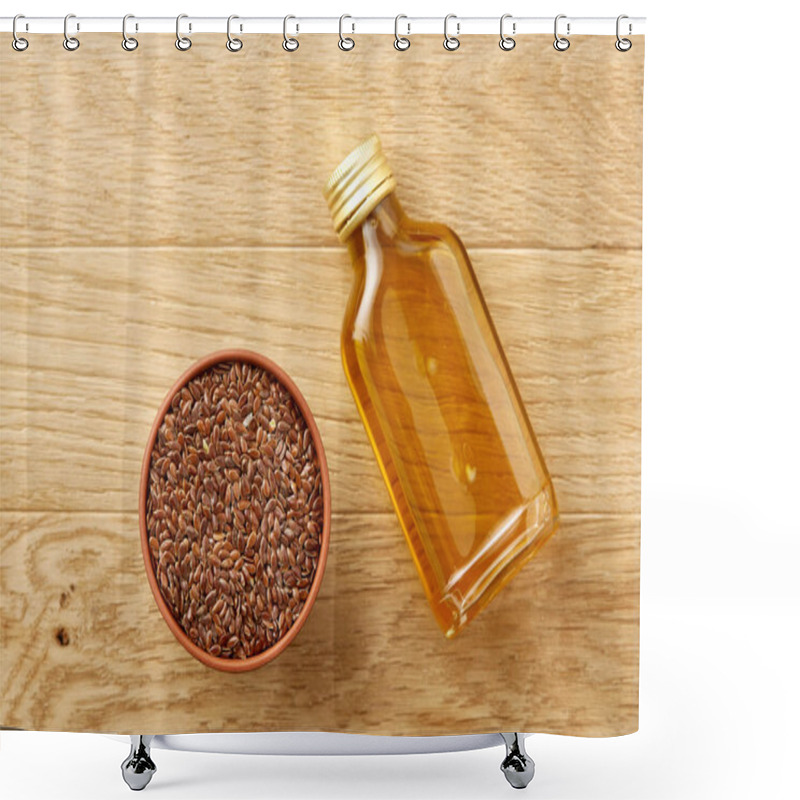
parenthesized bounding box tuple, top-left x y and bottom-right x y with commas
(139, 349, 331, 673)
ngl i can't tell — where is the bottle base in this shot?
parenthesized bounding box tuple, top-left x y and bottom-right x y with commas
(432, 482, 559, 638)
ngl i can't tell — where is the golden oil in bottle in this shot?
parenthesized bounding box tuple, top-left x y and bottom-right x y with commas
(324, 136, 558, 637)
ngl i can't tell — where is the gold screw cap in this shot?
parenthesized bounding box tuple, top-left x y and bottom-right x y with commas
(323, 135, 397, 242)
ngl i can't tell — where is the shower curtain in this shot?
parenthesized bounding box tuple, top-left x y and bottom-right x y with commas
(0, 32, 643, 737)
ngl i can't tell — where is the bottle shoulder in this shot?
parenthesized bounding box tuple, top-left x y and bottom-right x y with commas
(351, 213, 472, 276)
(399, 215, 462, 248)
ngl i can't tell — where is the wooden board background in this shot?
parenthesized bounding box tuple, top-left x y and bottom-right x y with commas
(0, 34, 643, 736)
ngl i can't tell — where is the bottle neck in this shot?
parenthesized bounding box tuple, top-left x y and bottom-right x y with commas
(346, 192, 406, 264)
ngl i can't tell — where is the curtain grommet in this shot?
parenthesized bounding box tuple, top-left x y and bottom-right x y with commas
(121, 14, 139, 51)
(12, 14, 29, 51)
(554, 14, 570, 52)
(176, 13, 192, 51)
(338, 14, 355, 51)
(226, 15, 243, 52)
(394, 15, 410, 51)
(283, 15, 299, 52)
(499, 14, 516, 51)
(443, 14, 460, 51)
(63, 13, 80, 51)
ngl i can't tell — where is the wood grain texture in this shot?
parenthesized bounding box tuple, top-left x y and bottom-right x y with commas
(0, 511, 638, 735)
(0, 34, 643, 735)
(0, 35, 643, 250)
(0, 247, 640, 516)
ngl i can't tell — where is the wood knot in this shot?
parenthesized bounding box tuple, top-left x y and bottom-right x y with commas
(55, 627, 70, 646)
(59, 585, 76, 608)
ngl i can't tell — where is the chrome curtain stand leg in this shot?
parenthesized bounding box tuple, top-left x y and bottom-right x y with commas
(500, 733, 535, 789)
(121, 735, 157, 791)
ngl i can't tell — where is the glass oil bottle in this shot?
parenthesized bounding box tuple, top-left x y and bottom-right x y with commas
(324, 136, 559, 637)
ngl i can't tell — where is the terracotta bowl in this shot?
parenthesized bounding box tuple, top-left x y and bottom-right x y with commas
(139, 349, 331, 672)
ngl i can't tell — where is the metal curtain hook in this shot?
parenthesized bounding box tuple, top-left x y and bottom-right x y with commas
(283, 15, 299, 51)
(227, 15, 243, 51)
(339, 14, 355, 51)
(63, 13, 80, 51)
(12, 14, 29, 51)
(616, 14, 632, 51)
(122, 14, 138, 51)
(499, 14, 516, 51)
(443, 14, 460, 51)
(553, 14, 570, 51)
(394, 14, 410, 51)
(176, 13, 192, 51)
